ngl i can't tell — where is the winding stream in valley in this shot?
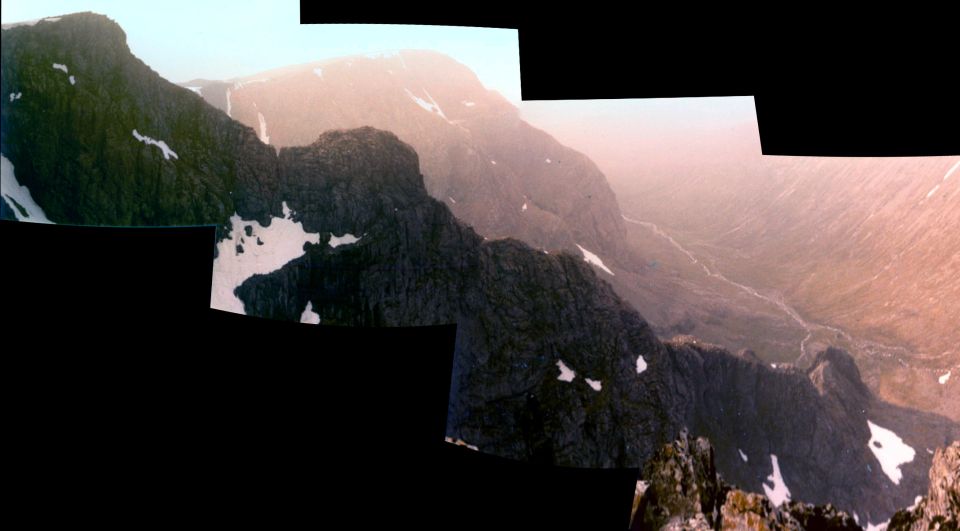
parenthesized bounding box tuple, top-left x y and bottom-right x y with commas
(621, 214, 918, 368)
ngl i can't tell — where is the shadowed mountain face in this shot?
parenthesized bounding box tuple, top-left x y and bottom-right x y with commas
(2, 13, 957, 525)
(185, 50, 629, 264)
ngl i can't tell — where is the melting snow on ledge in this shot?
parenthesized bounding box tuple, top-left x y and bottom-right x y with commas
(186, 86, 202, 94)
(940, 158, 960, 182)
(739, 449, 749, 462)
(52, 63, 68, 73)
(575, 244, 614, 276)
(556, 360, 576, 382)
(865, 520, 889, 531)
(444, 437, 479, 451)
(329, 233, 361, 248)
(521, 202, 528, 212)
(636, 355, 648, 374)
(939, 370, 951, 384)
(1, 154, 54, 223)
(210, 201, 321, 314)
(9, 92, 22, 102)
(585, 378, 602, 391)
(132, 129, 178, 160)
(448, 197, 457, 204)
(300, 301, 321, 324)
(867, 419, 915, 485)
(257, 112, 270, 145)
(404, 88, 448, 120)
(762, 454, 792, 507)
(69, 75, 75, 85)
(2, 16, 60, 28)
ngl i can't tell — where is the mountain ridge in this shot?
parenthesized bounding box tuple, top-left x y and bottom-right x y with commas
(2, 13, 956, 525)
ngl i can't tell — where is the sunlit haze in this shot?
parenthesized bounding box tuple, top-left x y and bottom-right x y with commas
(519, 97, 760, 184)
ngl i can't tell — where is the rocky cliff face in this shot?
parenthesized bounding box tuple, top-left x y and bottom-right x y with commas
(664, 339, 957, 523)
(888, 442, 959, 530)
(1, 13, 278, 229)
(187, 50, 629, 264)
(3, 13, 957, 525)
(233, 126, 677, 468)
(632, 431, 861, 530)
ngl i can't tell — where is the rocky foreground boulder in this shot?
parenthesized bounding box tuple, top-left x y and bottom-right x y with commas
(631, 430, 861, 530)
(888, 441, 959, 531)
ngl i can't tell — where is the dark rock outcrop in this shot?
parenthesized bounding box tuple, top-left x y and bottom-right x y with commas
(664, 337, 958, 523)
(1, 13, 278, 229)
(632, 431, 861, 530)
(888, 441, 960, 531)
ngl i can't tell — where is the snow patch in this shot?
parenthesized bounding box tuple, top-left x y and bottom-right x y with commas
(907, 495, 923, 511)
(226, 88, 232, 117)
(132, 129, 178, 160)
(8, 92, 22, 102)
(257, 112, 270, 144)
(865, 520, 889, 531)
(364, 50, 400, 60)
(299, 301, 321, 324)
(739, 449, 749, 462)
(585, 378, 602, 391)
(927, 448, 935, 455)
(635, 480, 648, 497)
(69, 75, 75, 85)
(3, 18, 38, 28)
(186, 86, 202, 94)
(556, 360, 576, 382)
(942, 159, 960, 182)
(463, 101, 476, 107)
(52, 63, 68, 73)
(762, 454, 792, 507)
(521, 202, 528, 212)
(926, 184, 941, 199)
(210, 202, 321, 314)
(233, 78, 269, 90)
(329, 233, 361, 248)
(867, 419, 916, 485)
(313, 67, 323, 78)
(404, 88, 448, 120)
(939, 370, 951, 384)
(448, 196, 457, 204)
(490, 160, 497, 165)
(1, 154, 54, 223)
(545, 158, 552, 163)
(636, 355, 647, 374)
(575, 244, 614, 276)
(444, 437, 479, 451)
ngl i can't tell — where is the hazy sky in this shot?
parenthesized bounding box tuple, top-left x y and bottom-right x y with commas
(1, 0, 522, 105)
(519, 97, 761, 183)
